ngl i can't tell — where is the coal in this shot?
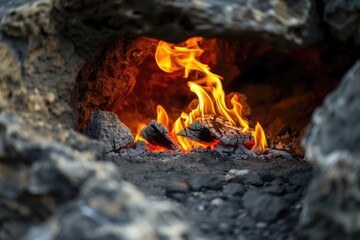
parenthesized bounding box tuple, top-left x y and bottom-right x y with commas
(242, 190, 289, 222)
(140, 120, 178, 150)
(84, 110, 134, 153)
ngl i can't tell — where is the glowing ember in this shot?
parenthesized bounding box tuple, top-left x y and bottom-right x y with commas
(136, 37, 267, 152)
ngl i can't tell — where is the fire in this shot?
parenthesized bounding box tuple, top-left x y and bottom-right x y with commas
(136, 37, 267, 152)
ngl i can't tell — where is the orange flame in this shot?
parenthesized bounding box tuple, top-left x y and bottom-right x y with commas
(136, 37, 267, 153)
(156, 105, 170, 130)
(154, 37, 267, 152)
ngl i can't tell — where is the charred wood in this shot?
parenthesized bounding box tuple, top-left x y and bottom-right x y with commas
(177, 115, 253, 149)
(140, 120, 178, 151)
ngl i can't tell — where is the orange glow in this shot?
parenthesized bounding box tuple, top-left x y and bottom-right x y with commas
(156, 105, 170, 130)
(136, 37, 267, 152)
(252, 122, 267, 153)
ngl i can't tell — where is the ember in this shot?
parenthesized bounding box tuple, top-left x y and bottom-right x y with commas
(135, 37, 267, 153)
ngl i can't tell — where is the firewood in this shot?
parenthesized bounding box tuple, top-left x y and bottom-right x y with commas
(177, 115, 253, 147)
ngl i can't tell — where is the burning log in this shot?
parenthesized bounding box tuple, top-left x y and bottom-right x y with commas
(177, 115, 253, 149)
(140, 120, 179, 151)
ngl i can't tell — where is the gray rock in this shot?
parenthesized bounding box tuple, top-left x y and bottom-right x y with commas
(23, 180, 191, 240)
(296, 61, 360, 239)
(242, 190, 288, 222)
(0, 111, 192, 240)
(323, 0, 360, 44)
(243, 172, 263, 186)
(187, 173, 223, 191)
(52, 0, 321, 59)
(225, 169, 262, 186)
(225, 169, 250, 182)
(257, 170, 276, 182)
(84, 110, 134, 153)
(1, 1, 84, 129)
(223, 183, 246, 197)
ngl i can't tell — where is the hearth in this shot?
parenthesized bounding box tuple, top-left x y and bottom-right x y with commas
(1, 1, 360, 240)
(70, 34, 355, 239)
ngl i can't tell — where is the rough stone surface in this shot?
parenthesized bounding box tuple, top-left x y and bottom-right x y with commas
(243, 190, 288, 222)
(296, 61, 360, 239)
(0, 111, 192, 240)
(24, 180, 190, 240)
(84, 110, 134, 153)
(323, 0, 360, 44)
(187, 173, 223, 191)
(111, 150, 312, 240)
(52, 0, 321, 59)
(1, 0, 84, 128)
(0, 0, 327, 133)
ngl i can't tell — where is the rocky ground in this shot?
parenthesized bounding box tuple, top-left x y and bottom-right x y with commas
(110, 150, 312, 240)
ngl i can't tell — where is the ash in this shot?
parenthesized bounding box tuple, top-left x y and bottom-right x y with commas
(112, 144, 312, 240)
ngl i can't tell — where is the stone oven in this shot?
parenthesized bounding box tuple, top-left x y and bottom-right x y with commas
(1, 0, 360, 240)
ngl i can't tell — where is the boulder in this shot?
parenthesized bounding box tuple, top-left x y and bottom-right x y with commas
(296, 61, 360, 239)
(52, 0, 322, 59)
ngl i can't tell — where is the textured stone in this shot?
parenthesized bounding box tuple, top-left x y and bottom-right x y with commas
(52, 0, 322, 59)
(0, 111, 192, 240)
(84, 110, 134, 153)
(1, 0, 84, 129)
(23, 180, 190, 240)
(297, 61, 360, 239)
(223, 183, 246, 197)
(323, 0, 360, 44)
(243, 190, 288, 222)
(187, 173, 223, 191)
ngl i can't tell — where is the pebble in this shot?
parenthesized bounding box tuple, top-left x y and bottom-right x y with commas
(210, 198, 224, 206)
(225, 169, 250, 182)
(256, 170, 276, 182)
(243, 172, 263, 186)
(223, 183, 246, 196)
(256, 222, 268, 228)
(187, 173, 223, 191)
(242, 190, 289, 222)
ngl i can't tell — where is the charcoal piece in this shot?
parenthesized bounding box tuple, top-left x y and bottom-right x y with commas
(177, 115, 253, 148)
(140, 120, 178, 150)
(84, 110, 134, 153)
(242, 190, 289, 222)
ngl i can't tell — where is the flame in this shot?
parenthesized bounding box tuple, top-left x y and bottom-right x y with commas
(252, 122, 267, 153)
(136, 37, 267, 152)
(154, 37, 267, 152)
(156, 105, 170, 130)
